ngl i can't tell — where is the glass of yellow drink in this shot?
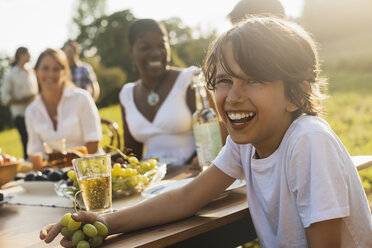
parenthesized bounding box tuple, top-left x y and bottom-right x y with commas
(72, 154, 112, 213)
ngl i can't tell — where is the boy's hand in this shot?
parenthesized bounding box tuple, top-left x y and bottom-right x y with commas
(39, 211, 107, 247)
(39, 222, 63, 243)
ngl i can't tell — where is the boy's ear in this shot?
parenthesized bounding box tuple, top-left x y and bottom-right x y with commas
(286, 101, 299, 113)
(286, 81, 311, 113)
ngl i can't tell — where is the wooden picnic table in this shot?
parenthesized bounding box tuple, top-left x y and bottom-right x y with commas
(0, 164, 257, 248)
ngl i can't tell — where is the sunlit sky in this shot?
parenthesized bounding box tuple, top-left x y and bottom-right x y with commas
(0, 0, 304, 64)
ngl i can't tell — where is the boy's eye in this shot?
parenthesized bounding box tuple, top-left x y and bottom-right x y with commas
(216, 78, 232, 85)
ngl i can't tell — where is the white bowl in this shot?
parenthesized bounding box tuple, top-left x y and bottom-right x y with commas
(18, 180, 56, 193)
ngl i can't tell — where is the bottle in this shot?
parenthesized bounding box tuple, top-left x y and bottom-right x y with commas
(192, 72, 223, 171)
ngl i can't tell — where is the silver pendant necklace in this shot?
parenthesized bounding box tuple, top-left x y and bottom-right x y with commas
(142, 75, 166, 106)
(147, 90, 160, 106)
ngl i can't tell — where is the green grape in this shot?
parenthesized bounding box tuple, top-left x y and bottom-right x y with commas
(111, 164, 121, 177)
(140, 162, 152, 173)
(128, 156, 139, 165)
(117, 168, 125, 177)
(112, 182, 121, 192)
(77, 239, 90, 248)
(147, 159, 158, 168)
(89, 235, 103, 247)
(60, 213, 72, 227)
(93, 221, 108, 236)
(71, 229, 85, 246)
(73, 180, 80, 188)
(60, 226, 73, 238)
(126, 176, 138, 188)
(67, 170, 77, 181)
(124, 168, 137, 177)
(113, 163, 121, 170)
(68, 219, 82, 231)
(83, 223, 98, 237)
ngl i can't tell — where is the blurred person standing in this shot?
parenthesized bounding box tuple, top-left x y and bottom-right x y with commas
(227, 0, 286, 24)
(1, 47, 39, 159)
(25, 48, 102, 159)
(62, 40, 100, 101)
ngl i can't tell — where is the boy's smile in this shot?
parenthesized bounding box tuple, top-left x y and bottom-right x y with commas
(214, 42, 298, 158)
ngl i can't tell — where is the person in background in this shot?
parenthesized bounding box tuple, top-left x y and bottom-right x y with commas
(25, 48, 102, 159)
(119, 18, 225, 167)
(41, 17, 372, 247)
(227, 0, 286, 24)
(62, 40, 100, 101)
(1, 47, 39, 159)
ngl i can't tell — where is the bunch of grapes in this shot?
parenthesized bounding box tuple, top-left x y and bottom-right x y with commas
(60, 213, 108, 248)
(111, 157, 159, 196)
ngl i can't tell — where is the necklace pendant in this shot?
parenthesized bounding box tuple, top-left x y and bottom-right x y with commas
(148, 91, 159, 106)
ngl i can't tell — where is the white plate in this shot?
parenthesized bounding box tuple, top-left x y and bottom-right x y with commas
(142, 178, 245, 198)
(18, 180, 56, 193)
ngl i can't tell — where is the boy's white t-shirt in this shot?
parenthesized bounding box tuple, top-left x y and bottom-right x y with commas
(214, 115, 372, 248)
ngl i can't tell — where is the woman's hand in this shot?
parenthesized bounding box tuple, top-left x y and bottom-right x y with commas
(40, 211, 106, 247)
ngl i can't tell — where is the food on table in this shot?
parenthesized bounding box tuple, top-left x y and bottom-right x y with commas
(64, 154, 163, 198)
(0, 152, 17, 166)
(24, 168, 64, 182)
(59, 212, 107, 247)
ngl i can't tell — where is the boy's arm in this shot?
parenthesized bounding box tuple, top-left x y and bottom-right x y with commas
(305, 218, 342, 248)
(105, 165, 235, 234)
(40, 165, 235, 244)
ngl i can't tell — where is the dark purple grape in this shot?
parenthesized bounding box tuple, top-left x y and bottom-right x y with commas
(61, 170, 70, 181)
(66, 178, 73, 186)
(34, 174, 48, 181)
(47, 171, 62, 181)
(24, 172, 35, 181)
(42, 168, 53, 176)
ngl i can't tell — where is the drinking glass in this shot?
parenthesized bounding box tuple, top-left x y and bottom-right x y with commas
(72, 154, 112, 213)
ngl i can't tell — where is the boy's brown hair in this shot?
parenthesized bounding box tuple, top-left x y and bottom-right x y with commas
(204, 16, 327, 118)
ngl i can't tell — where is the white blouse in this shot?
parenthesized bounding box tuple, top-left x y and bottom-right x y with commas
(25, 87, 102, 157)
(120, 66, 198, 165)
(1, 66, 38, 118)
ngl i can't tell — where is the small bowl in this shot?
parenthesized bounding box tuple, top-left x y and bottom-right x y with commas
(0, 161, 22, 187)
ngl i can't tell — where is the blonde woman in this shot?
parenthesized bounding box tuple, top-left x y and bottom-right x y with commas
(25, 48, 102, 159)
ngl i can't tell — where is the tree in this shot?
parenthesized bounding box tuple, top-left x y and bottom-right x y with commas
(163, 17, 218, 67)
(71, 0, 107, 38)
(76, 10, 136, 81)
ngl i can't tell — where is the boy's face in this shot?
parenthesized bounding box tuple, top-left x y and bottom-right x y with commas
(214, 42, 298, 158)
